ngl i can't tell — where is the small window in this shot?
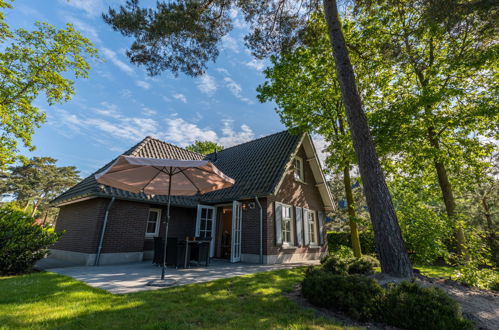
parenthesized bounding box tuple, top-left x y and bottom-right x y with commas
(308, 210, 318, 245)
(145, 208, 161, 237)
(282, 205, 294, 246)
(294, 156, 304, 182)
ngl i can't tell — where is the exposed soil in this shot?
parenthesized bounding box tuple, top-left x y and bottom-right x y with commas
(286, 275, 499, 330)
(415, 274, 499, 330)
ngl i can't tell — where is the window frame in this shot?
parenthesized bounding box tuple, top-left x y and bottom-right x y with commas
(145, 208, 162, 238)
(307, 209, 318, 246)
(294, 156, 305, 183)
(281, 204, 295, 247)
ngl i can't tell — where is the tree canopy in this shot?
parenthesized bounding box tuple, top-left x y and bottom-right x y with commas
(0, 1, 98, 168)
(186, 140, 224, 155)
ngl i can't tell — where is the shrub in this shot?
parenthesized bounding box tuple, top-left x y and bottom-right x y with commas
(347, 256, 380, 275)
(453, 265, 499, 291)
(327, 231, 376, 255)
(321, 254, 349, 275)
(302, 269, 384, 320)
(0, 206, 62, 275)
(379, 281, 473, 330)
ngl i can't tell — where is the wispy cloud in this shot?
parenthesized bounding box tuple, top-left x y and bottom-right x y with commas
(101, 48, 135, 75)
(58, 0, 105, 17)
(245, 58, 265, 71)
(135, 80, 151, 90)
(223, 77, 253, 104)
(173, 93, 187, 103)
(196, 74, 217, 96)
(66, 16, 101, 43)
(221, 35, 239, 53)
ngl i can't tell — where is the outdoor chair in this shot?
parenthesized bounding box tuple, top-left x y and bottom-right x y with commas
(153, 237, 178, 267)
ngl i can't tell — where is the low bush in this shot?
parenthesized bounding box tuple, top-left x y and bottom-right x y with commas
(0, 206, 62, 275)
(302, 269, 384, 320)
(321, 254, 349, 274)
(347, 256, 380, 275)
(379, 281, 473, 330)
(453, 265, 499, 291)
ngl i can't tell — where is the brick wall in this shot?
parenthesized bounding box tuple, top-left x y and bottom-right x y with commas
(52, 198, 108, 254)
(266, 145, 327, 256)
(240, 198, 267, 255)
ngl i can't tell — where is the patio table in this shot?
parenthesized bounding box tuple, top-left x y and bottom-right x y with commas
(178, 240, 211, 268)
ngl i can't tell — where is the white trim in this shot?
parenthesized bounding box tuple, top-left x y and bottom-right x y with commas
(306, 209, 318, 246)
(281, 203, 295, 247)
(293, 156, 305, 182)
(230, 201, 243, 262)
(195, 204, 217, 257)
(145, 208, 161, 237)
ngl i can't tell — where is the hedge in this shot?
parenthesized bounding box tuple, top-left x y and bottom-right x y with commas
(327, 231, 376, 255)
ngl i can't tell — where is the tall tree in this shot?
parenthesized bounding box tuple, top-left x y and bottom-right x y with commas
(186, 140, 224, 155)
(257, 15, 366, 257)
(104, 0, 413, 276)
(0, 157, 80, 217)
(353, 0, 498, 255)
(0, 1, 98, 168)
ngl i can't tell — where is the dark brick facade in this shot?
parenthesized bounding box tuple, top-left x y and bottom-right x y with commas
(265, 145, 327, 256)
(240, 198, 267, 255)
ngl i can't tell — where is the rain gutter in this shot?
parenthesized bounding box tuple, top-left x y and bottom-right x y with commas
(95, 197, 115, 266)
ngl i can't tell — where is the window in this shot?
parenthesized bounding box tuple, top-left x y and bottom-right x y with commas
(307, 210, 318, 245)
(282, 205, 294, 246)
(198, 207, 214, 239)
(294, 156, 304, 182)
(145, 208, 161, 237)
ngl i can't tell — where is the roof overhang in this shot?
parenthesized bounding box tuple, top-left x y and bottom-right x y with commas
(273, 133, 335, 212)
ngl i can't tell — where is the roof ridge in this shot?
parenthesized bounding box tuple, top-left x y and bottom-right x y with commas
(139, 135, 204, 158)
(207, 129, 293, 156)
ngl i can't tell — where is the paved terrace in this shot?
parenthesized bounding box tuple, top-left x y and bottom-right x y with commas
(42, 259, 319, 294)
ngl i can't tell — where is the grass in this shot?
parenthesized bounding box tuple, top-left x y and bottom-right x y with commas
(0, 268, 352, 329)
(413, 264, 457, 279)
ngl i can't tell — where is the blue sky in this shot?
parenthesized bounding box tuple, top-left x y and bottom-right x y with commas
(7, 0, 297, 177)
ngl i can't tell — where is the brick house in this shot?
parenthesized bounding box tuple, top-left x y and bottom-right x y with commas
(51, 130, 334, 265)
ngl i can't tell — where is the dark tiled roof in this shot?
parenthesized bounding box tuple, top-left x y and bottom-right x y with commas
(51, 137, 204, 207)
(202, 130, 302, 203)
(52, 130, 303, 207)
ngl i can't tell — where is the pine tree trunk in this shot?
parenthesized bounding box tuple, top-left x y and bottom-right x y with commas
(427, 126, 466, 255)
(343, 166, 362, 258)
(323, 0, 412, 277)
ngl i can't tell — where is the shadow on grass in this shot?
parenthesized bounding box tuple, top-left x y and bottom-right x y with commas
(0, 269, 350, 329)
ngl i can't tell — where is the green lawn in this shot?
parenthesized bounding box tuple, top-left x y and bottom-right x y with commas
(413, 264, 456, 279)
(0, 268, 351, 329)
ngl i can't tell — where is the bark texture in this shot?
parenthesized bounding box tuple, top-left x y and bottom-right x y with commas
(323, 0, 413, 277)
(343, 166, 362, 258)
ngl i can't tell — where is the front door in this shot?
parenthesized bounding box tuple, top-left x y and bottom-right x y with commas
(196, 205, 217, 257)
(230, 201, 242, 263)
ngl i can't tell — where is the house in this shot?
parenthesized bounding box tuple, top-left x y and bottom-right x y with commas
(50, 130, 335, 265)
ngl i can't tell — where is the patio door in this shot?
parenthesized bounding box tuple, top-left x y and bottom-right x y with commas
(230, 201, 242, 263)
(196, 205, 217, 257)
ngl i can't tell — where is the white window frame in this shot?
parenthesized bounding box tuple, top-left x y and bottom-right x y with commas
(281, 204, 295, 247)
(307, 209, 318, 246)
(294, 156, 305, 183)
(145, 208, 162, 238)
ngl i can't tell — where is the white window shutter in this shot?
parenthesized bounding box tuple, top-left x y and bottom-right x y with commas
(275, 202, 283, 245)
(295, 207, 303, 247)
(195, 205, 201, 237)
(303, 208, 310, 246)
(318, 210, 325, 245)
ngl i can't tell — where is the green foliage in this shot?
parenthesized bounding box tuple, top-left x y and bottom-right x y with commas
(453, 265, 499, 291)
(0, 7, 98, 167)
(186, 140, 224, 155)
(347, 256, 380, 275)
(379, 282, 473, 330)
(0, 205, 61, 275)
(0, 157, 80, 217)
(302, 269, 384, 321)
(321, 254, 349, 275)
(327, 231, 376, 255)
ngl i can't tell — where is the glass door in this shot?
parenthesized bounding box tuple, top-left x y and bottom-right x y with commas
(230, 201, 242, 263)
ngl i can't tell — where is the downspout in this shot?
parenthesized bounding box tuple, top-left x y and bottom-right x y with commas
(95, 197, 115, 266)
(254, 197, 263, 264)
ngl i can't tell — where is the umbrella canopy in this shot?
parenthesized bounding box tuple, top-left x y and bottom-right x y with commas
(95, 156, 235, 196)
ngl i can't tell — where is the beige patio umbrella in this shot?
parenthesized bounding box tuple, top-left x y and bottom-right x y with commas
(95, 155, 235, 286)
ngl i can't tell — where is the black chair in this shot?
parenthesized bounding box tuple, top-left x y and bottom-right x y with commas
(153, 237, 178, 266)
(176, 240, 192, 268)
(190, 237, 211, 266)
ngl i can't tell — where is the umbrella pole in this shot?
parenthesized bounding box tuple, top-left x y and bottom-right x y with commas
(161, 170, 172, 280)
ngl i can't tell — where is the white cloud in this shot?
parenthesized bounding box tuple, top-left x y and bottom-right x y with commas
(223, 77, 253, 104)
(311, 134, 328, 168)
(163, 118, 254, 147)
(66, 16, 101, 43)
(221, 35, 239, 53)
(142, 107, 157, 116)
(162, 96, 172, 103)
(216, 68, 230, 76)
(196, 74, 217, 96)
(135, 80, 151, 90)
(59, 0, 105, 17)
(245, 58, 265, 71)
(92, 102, 121, 118)
(173, 93, 187, 103)
(101, 48, 135, 75)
